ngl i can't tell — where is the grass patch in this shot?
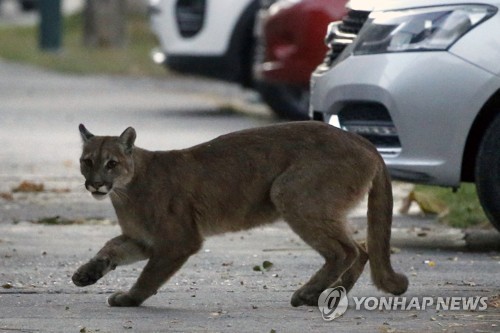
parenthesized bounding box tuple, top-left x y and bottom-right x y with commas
(0, 12, 167, 76)
(414, 183, 489, 228)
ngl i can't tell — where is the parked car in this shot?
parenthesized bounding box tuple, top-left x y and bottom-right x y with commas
(149, 0, 259, 87)
(148, 0, 342, 120)
(254, 0, 348, 119)
(0, 0, 38, 11)
(310, 0, 500, 231)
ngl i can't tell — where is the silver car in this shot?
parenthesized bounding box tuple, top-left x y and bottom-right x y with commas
(310, 0, 500, 231)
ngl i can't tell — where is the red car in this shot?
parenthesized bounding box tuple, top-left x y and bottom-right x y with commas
(254, 0, 347, 119)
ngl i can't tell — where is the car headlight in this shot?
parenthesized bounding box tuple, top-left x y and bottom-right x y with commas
(353, 5, 496, 55)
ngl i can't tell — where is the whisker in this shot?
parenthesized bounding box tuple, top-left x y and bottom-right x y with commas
(111, 188, 131, 203)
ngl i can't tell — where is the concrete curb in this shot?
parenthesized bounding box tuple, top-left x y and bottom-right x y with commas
(352, 226, 500, 251)
(464, 229, 500, 251)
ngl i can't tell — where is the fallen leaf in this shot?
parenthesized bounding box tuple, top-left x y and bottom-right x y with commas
(35, 216, 73, 225)
(262, 260, 273, 270)
(487, 295, 500, 308)
(399, 189, 449, 216)
(12, 181, 44, 193)
(50, 188, 71, 193)
(0, 192, 13, 201)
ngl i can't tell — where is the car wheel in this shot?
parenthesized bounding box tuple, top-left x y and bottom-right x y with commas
(256, 81, 310, 120)
(20, 0, 37, 11)
(475, 113, 500, 232)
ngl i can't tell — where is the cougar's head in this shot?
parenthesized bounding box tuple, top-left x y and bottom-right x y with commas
(78, 124, 136, 200)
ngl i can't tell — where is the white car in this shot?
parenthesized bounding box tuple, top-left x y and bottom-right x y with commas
(310, 0, 500, 231)
(149, 0, 258, 86)
(148, 0, 311, 119)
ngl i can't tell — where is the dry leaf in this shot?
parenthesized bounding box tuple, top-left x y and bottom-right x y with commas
(400, 189, 449, 216)
(262, 260, 273, 270)
(12, 181, 44, 193)
(50, 188, 70, 193)
(487, 295, 500, 308)
(0, 192, 13, 201)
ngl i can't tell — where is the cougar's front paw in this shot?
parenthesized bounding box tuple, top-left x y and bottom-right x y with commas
(72, 258, 111, 287)
(108, 291, 142, 307)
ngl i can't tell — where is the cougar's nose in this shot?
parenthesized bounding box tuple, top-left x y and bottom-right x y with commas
(93, 182, 104, 188)
(85, 181, 105, 192)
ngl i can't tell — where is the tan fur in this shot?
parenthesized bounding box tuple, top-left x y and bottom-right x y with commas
(72, 121, 408, 307)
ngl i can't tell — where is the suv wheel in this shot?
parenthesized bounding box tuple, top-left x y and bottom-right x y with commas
(256, 81, 310, 120)
(20, 0, 37, 11)
(475, 113, 500, 232)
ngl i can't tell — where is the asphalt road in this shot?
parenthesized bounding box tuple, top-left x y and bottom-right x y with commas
(0, 60, 499, 332)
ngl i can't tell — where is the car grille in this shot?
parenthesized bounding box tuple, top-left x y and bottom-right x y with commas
(338, 103, 401, 154)
(176, 0, 206, 38)
(322, 9, 370, 67)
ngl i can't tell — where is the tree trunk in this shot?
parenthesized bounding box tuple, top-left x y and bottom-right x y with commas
(83, 0, 127, 48)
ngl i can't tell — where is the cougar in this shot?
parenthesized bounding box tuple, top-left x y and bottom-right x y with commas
(72, 122, 408, 307)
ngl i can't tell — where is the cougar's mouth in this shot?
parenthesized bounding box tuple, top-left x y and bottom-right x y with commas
(91, 191, 108, 200)
(86, 184, 111, 200)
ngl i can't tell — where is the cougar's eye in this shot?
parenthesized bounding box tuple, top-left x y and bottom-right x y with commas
(106, 160, 118, 170)
(82, 158, 93, 168)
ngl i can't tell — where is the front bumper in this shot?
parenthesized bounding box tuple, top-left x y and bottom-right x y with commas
(311, 51, 497, 186)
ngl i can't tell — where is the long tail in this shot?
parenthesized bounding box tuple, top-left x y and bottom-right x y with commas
(367, 161, 408, 295)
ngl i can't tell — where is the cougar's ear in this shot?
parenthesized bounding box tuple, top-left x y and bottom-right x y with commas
(119, 127, 136, 154)
(79, 124, 94, 143)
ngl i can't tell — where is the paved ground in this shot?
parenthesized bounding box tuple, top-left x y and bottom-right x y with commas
(0, 59, 499, 332)
(0, 218, 499, 333)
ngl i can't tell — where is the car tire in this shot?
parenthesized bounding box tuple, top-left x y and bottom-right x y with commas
(475, 113, 500, 232)
(256, 81, 310, 120)
(20, 0, 37, 11)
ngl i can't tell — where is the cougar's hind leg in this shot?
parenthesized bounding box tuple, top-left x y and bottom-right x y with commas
(270, 165, 365, 307)
(329, 242, 368, 294)
(286, 218, 359, 307)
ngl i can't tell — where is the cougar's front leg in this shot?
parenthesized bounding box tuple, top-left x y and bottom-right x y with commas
(108, 237, 202, 307)
(72, 235, 150, 287)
